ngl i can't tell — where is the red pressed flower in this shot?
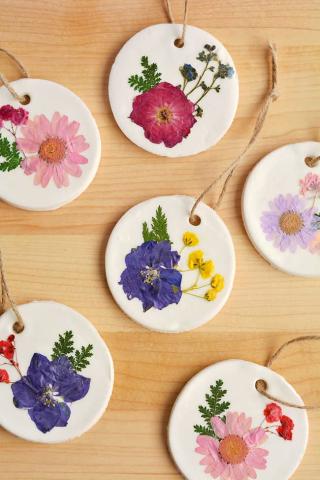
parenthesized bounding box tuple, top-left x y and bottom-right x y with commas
(0, 340, 15, 361)
(129, 82, 196, 148)
(0, 104, 15, 121)
(277, 415, 294, 441)
(11, 107, 29, 126)
(263, 402, 282, 423)
(0, 369, 10, 383)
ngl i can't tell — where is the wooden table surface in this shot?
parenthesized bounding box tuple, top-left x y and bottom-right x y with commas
(0, 0, 319, 478)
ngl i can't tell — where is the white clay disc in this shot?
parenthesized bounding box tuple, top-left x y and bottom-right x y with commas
(105, 195, 235, 332)
(108, 24, 238, 157)
(168, 359, 308, 480)
(242, 142, 320, 277)
(0, 79, 101, 211)
(0, 301, 114, 443)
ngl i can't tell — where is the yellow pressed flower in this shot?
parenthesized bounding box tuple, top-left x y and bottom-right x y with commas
(199, 260, 214, 279)
(211, 274, 224, 292)
(188, 250, 204, 269)
(183, 231, 199, 247)
(204, 289, 217, 301)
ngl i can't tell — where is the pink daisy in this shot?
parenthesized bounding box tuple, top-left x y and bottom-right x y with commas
(129, 81, 196, 148)
(17, 112, 89, 188)
(195, 412, 269, 480)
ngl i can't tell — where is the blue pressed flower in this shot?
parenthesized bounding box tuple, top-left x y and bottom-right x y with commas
(119, 240, 182, 311)
(11, 353, 90, 433)
(180, 64, 198, 82)
(218, 63, 235, 79)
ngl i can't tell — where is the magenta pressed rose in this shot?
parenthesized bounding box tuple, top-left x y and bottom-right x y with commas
(129, 82, 196, 148)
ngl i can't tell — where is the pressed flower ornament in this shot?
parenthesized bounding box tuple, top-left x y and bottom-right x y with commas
(0, 48, 101, 211)
(242, 141, 320, 277)
(108, 1, 239, 157)
(168, 335, 320, 479)
(0, 251, 114, 443)
(105, 46, 277, 332)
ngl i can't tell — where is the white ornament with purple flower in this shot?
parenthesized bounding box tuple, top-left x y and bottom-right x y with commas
(0, 301, 114, 443)
(242, 142, 320, 277)
(105, 195, 235, 333)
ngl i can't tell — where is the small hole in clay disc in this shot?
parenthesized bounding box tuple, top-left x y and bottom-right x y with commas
(255, 379, 267, 392)
(189, 214, 201, 226)
(20, 94, 31, 105)
(174, 38, 184, 48)
(305, 156, 320, 168)
(13, 321, 24, 334)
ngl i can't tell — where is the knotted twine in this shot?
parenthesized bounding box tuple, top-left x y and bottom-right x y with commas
(165, 0, 189, 48)
(190, 43, 279, 224)
(0, 47, 30, 104)
(0, 250, 24, 333)
(256, 335, 320, 410)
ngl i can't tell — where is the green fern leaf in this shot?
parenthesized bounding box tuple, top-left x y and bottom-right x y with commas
(0, 133, 23, 172)
(51, 331, 75, 360)
(141, 206, 171, 243)
(71, 344, 94, 372)
(193, 379, 230, 437)
(128, 56, 162, 92)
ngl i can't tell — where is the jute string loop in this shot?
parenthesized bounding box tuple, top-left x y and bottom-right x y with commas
(0, 250, 24, 334)
(0, 47, 29, 104)
(189, 43, 279, 224)
(256, 335, 320, 410)
(165, 0, 189, 47)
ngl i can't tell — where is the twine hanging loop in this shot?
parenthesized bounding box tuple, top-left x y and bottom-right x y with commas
(189, 43, 278, 224)
(165, 0, 189, 47)
(0, 47, 30, 104)
(0, 250, 24, 333)
(256, 335, 320, 410)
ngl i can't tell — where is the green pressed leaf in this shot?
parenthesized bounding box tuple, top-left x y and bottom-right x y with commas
(51, 331, 94, 372)
(141, 206, 171, 243)
(193, 379, 230, 437)
(51, 330, 75, 360)
(128, 56, 162, 92)
(0, 133, 23, 172)
(71, 344, 94, 372)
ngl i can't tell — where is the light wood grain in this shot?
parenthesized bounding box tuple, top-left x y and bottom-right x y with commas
(0, 0, 320, 478)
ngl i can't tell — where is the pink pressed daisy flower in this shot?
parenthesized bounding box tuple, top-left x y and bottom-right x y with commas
(17, 112, 89, 188)
(129, 82, 196, 148)
(195, 412, 268, 480)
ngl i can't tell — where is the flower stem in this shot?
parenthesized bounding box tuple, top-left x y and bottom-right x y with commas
(182, 282, 210, 293)
(186, 59, 210, 96)
(183, 291, 204, 299)
(194, 73, 220, 106)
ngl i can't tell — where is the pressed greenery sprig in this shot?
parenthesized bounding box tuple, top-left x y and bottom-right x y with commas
(128, 56, 162, 92)
(0, 133, 23, 172)
(194, 379, 230, 437)
(142, 205, 171, 243)
(51, 330, 93, 372)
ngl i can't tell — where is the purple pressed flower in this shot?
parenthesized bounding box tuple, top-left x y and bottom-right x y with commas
(119, 240, 182, 311)
(260, 194, 316, 253)
(11, 353, 90, 433)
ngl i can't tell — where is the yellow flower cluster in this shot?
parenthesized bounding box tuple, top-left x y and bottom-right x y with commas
(181, 231, 225, 302)
(188, 250, 214, 279)
(204, 274, 225, 301)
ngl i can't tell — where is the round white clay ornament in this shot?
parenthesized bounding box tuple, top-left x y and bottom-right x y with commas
(105, 195, 235, 332)
(0, 301, 114, 443)
(242, 142, 320, 277)
(0, 79, 101, 211)
(168, 359, 308, 480)
(108, 24, 238, 157)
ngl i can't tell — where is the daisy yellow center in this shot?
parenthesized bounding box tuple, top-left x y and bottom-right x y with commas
(156, 106, 173, 124)
(39, 137, 67, 164)
(219, 435, 249, 465)
(279, 211, 304, 235)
